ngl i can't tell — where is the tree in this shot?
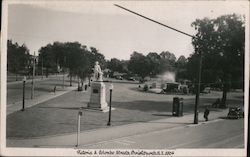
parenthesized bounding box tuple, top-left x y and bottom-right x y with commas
(107, 58, 128, 75)
(146, 52, 161, 76)
(160, 51, 176, 64)
(176, 55, 188, 80)
(64, 42, 83, 86)
(176, 55, 187, 68)
(128, 51, 152, 81)
(190, 14, 245, 107)
(7, 40, 30, 80)
(38, 43, 57, 78)
(158, 51, 176, 74)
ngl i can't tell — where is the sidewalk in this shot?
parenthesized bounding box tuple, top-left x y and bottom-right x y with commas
(7, 107, 229, 148)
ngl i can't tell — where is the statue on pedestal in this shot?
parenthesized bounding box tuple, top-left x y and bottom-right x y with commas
(88, 61, 108, 111)
(93, 61, 103, 81)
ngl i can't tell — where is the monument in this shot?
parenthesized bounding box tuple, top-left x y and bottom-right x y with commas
(88, 61, 109, 111)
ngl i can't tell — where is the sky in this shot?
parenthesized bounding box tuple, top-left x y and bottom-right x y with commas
(7, 0, 247, 60)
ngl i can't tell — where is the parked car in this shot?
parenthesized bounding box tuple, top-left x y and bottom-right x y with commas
(227, 107, 244, 119)
(115, 76, 123, 80)
(202, 87, 211, 93)
(128, 77, 136, 81)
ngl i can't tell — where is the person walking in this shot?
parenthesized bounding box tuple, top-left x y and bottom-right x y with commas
(204, 107, 210, 121)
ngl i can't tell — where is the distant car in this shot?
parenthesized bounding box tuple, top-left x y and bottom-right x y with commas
(227, 107, 244, 119)
(202, 87, 211, 93)
(128, 77, 136, 81)
(115, 76, 123, 80)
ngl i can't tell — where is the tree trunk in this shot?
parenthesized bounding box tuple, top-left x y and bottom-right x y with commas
(70, 74, 72, 86)
(88, 76, 91, 86)
(220, 74, 231, 108)
(46, 68, 49, 78)
(220, 84, 227, 108)
(15, 72, 18, 81)
(77, 76, 80, 88)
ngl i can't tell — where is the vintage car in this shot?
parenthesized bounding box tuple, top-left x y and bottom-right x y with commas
(227, 107, 244, 119)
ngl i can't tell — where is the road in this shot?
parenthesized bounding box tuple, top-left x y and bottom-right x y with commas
(82, 118, 244, 149)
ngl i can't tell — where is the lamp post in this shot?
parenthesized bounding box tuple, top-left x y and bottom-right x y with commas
(21, 76, 26, 111)
(31, 52, 36, 99)
(107, 83, 114, 126)
(76, 110, 83, 147)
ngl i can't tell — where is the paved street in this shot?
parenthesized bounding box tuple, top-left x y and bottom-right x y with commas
(7, 80, 244, 138)
(6, 78, 245, 149)
(7, 108, 245, 149)
(82, 118, 244, 149)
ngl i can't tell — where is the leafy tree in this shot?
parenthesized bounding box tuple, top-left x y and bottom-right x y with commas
(38, 42, 107, 87)
(176, 55, 188, 80)
(7, 40, 30, 80)
(89, 47, 106, 68)
(128, 51, 152, 81)
(158, 51, 176, 73)
(160, 51, 176, 64)
(176, 55, 187, 68)
(38, 43, 57, 77)
(107, 58, 128, 75)
(146, 52, 161, 76)
(190, 14, 245, 107)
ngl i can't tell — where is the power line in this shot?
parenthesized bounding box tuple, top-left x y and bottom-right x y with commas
(114, 4, 196, 39)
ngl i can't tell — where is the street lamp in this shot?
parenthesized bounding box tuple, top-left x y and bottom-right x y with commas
(31, 52, 36, 99)
(76, 110, 83, 147)
(107, 83, 114, 126)
(21, 76, 26, 111)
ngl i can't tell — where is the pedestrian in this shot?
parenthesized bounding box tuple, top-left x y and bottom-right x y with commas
(204, 107, 210, 121)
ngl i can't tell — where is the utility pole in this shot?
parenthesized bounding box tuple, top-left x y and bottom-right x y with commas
(114, 4, 202, 124)
(31, 52, 36, 99)
(194, 51, 202, 124)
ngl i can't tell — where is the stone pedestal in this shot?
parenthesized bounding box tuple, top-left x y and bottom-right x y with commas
(88, 81, 109, 112)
